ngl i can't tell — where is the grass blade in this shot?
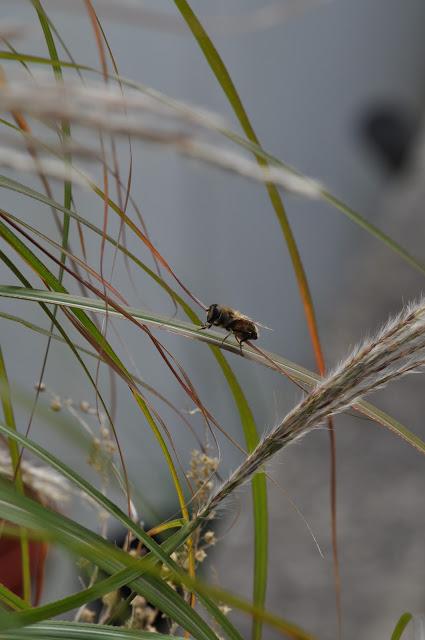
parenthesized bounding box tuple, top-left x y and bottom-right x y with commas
(0, 348, 32, 604)
(0, 479, 314, 640)
(0, 584, 28, 612)
(2, 286, 424, 457)
(390, 613, 413, 640)
(0, 218, 190, 533)
(0, 620, 182, 639)
(0, 421, 244, 640)
(30, 0, 73, 285)
(0, 479, 218, 640)
(0, 190, 268, 639)
(171, 4, 334, 634)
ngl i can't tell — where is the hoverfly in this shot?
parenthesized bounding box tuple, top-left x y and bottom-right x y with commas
(200, 304, 267, 352)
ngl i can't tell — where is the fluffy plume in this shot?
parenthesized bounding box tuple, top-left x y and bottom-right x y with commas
(199, 298, 425, 517)
(0, 78, 322, 197)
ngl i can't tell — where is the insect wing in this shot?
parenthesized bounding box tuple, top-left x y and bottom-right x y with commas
(253, 320, 273, 331)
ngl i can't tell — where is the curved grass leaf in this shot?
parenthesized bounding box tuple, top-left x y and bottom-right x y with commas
(0, 479, 219, 640)
(390, 613, 413, 640)
(1, 286, 423, 456)
(6, 564, 244, 640)
(20, 7, 72, 524)
(0, 165, 268, 632)
(0, 422, 185, 564)
(0, 51, 92, 71)
(0, 421, 243, 640)
(0, 219, 189, 532)
(0, 250, 143, 513)
(0, 348, 31, 603)
(0, 479, 314, 640)
(2, 302, 422, 457)
(0, 179, 268, 636)
(0, 218, 197, 603)
(0, 584, 28, 612)
(0, 621, 182, 640)
(4, 568, 147, 628)
(3, 174, 420, 464)
(0, 185, 265, 617)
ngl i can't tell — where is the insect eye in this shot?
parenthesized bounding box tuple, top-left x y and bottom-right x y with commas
(207, 304, 218, 322)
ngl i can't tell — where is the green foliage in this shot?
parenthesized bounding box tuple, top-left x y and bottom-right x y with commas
(390, 613, 413, 640)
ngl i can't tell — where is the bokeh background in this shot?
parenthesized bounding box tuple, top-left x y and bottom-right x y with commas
(1, 1, 425, 639)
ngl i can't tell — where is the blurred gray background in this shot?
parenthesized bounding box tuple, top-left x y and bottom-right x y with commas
(1, 1, 425, 639)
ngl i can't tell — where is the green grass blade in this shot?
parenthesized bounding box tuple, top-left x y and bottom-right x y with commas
(212, 354, 268, 627)
(0, 250, 189, 561)
(0, 480, 311, 640)
(3, 302, 422, 457)
(322, 191, 425, 275)
(170, 4, 318, 634)
(0, 51, 92, 70)
(27, 0, 73, 329)
(0, 621, 183, 640)
(0, 348, 31, 604)
(0, 219, 189, 519)
(3, 195, 191, 524)
(390, 613, 413, 640)
(29, 2, 72, 467)
(0, 176, 263, 572)
(3, 175, 420, 489)
(7, 554, 243, 640)
(0, 585, 28, 612)
(30, 3, 66, 80)
(1, 286, 423, 456)
(0, 480, 219, 640)
(0, 249, 139, 508)
(0, 422, 243, 640)
(1, 41, 32, 74)
(351, 400, 425, 455)
(0, 190, 268, 634)
(0, 422, 178, 563)
(6, 569, 144, 627)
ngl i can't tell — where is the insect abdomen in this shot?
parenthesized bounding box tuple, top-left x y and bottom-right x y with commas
(229, 318, 258, 340)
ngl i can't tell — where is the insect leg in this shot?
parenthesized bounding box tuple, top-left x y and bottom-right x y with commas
(221, 331, 232, 345)
(237, 336, 250, 354)
(197, 323, 212, 332)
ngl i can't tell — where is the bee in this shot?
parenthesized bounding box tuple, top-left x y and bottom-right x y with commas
(200, 304, 259, 352)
